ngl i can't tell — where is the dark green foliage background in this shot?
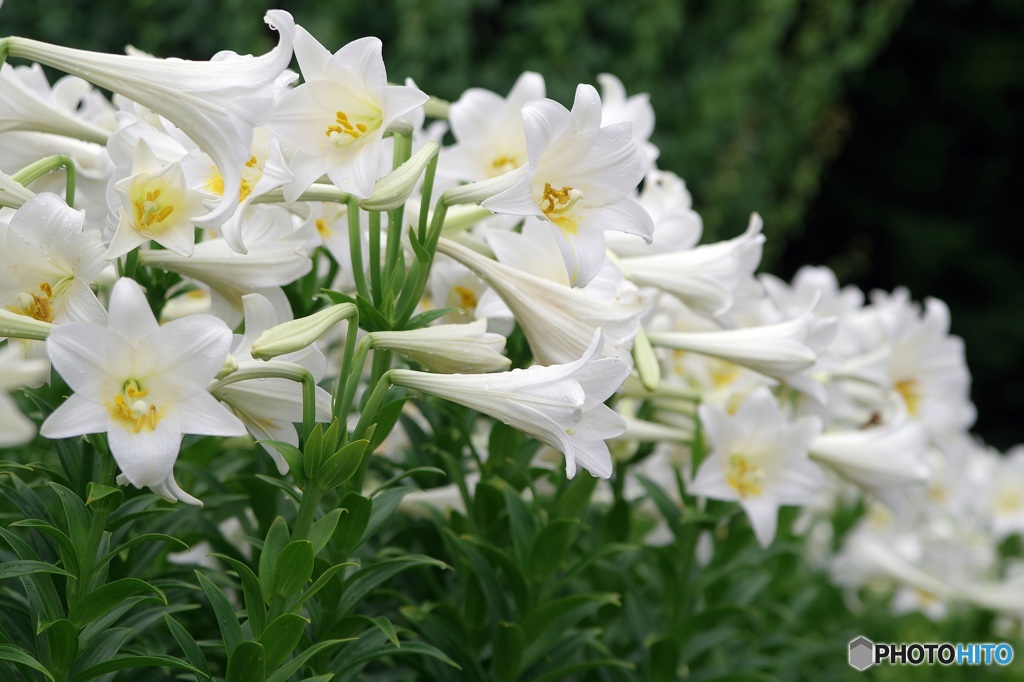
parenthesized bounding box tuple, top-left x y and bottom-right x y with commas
(3, 0, 1021, 449)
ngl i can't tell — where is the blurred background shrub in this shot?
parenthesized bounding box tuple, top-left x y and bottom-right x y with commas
(3, 0, 1020, 448)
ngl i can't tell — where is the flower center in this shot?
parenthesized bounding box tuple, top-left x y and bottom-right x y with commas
(489, 155, 521, 177)
(108, 378, 163, 433)
(995, 486, 1024, 515)
(325, 110, 379, 147)
(726, 454, 765, 498)
(894, 378, 922, 417)
(132, 187, 175, 233)
(9, 281, 56, 322)
(539, 182, 583, 235)
(315, 218, 333, 239)
(449, 285, 478, 313)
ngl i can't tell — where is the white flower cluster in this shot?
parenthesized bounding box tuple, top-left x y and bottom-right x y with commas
(0, 8, 1017, 620)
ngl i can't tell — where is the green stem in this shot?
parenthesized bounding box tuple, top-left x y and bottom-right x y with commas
(347, 196, 370, 302)
(252, 183, 350, 205)
(123, 247, 140, 281)
(335, 335, 372, 435)
(395, 198, 448, 326)
(417, 154, 439, 244)
(368, 210, 382, 306)
(71, 452, 117, 605)
(11, 155, 77, 207)
(352, 369, 395, 442)
(292, 485, 325, 541)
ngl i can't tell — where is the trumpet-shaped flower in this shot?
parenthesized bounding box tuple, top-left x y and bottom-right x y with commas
(40, 278, 247, 504)
(5, 10, 297, 228)
(441, 71, 546, 181)
(0, 63, 114, 144)
(107, 140, 214, 258)
(483, 84, 653, 286)
(391, 332, 628, 478)
(619, 213, 765, 318)
(267, 31, 428, 201)
(690, 388, 825, 547)
(0, 193, 109, 330)
(437, 236, 646, 367)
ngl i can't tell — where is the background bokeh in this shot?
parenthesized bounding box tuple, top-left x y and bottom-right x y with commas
(2, 0, 1020, 448)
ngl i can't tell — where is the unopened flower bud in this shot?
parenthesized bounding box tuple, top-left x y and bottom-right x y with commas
(251, 303, 356, 360)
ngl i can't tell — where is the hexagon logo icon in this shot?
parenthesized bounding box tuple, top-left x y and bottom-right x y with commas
(849, 636, 875, 671)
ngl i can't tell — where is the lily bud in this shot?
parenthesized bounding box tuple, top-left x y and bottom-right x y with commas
(0, 307, 53, 340)
(369, 318, 510, 373)
(441, 165, 531, 207)
(251, 303, 356, 360)
(0, 169, 35, 209)
(359, 141, 439, 211)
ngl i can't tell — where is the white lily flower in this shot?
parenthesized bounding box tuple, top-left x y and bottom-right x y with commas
(690, 387, 825, 547)
(987, 446, 1024, 540)
(619, 213, 765, 318)
(648, 310, 832, 400)
(596, 73, 659, 167)
(107, 140, 214, 258)
(370, 318, 510, 374)
(0, 63, 114, 144)
(211, 293, 332, 473)
(437, 236, 646, 367)
(391, 331, 629, 478)
(604, 169, 702, 258)
(0, 193, 109, 330)
(483, 84, 653, 286)
(40, 278, 247, 505)
(441, 71, 546, 181)
(810, 419, 930, 514)
(5, 10, 297, 228)
(0, 345, 48, 446)
(267, 31, 428, 201)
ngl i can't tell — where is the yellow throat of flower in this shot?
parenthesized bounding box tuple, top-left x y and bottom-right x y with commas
(130, 177, 183, 235)
(539, 182, 583, 235)
(894, 378, 923, 417)
(325, 109, 380, 147)
(726, 453, 765, 498)
(109, 379, 163, 433)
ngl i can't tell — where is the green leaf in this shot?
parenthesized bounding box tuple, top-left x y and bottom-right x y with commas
(258, 441, 305, 485)
(226, 641, 265, 682)
(254, 474, 302, 503)
(42, 619, 78, 675)
(163, 614, 211, 681)
(69, 578, 166, 628)
(493, 622, 524, 682)
(0, 645, 55, 681)
(0, 560, 72, 580)
(100, 532, 190, 566)
(319, 289, 355, 306)
(266, 639, 352, 682)
(500, 483, 537, 568)
(367, 399, 407, 450)
(211, 554, 267, 638)
(333, 493, 371, 555)
(196, 571, 244, 656)
(258, 613, 308, 672)
(355, 293, 390, 332)
(532, 658, 635, 682)
(553, 474, 598, 519)
(529, 519, 580, 582)
(521, 593, 620, 669)
(84, 483, 123, 513)
(308, 508, 343, 555)
(50, 483, 91, 561)
(291, 562, 355, 612)
(69, 654, 206, 682)
(259, 516, 291, 602)
(337, 555, 449, 618)
(273, 540, 314, 598)
(403, 307, 459, 330)
(360, 486, 413, 545)
(316, 439, 368, 489)
(0, 527, 65, 623)
(303, 423, 325, 480)
(9, 520, 80, 579)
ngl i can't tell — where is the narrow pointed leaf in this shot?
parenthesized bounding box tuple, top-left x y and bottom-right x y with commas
(258, 613, 308, 672)
(226, 642, 265, 682)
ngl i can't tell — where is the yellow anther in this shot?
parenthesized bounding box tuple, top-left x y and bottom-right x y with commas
(452, 285, 478, 312)
(109, 378, 162, 433)
(539, 182, 583, 235)
(315, 218, 333, 238)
